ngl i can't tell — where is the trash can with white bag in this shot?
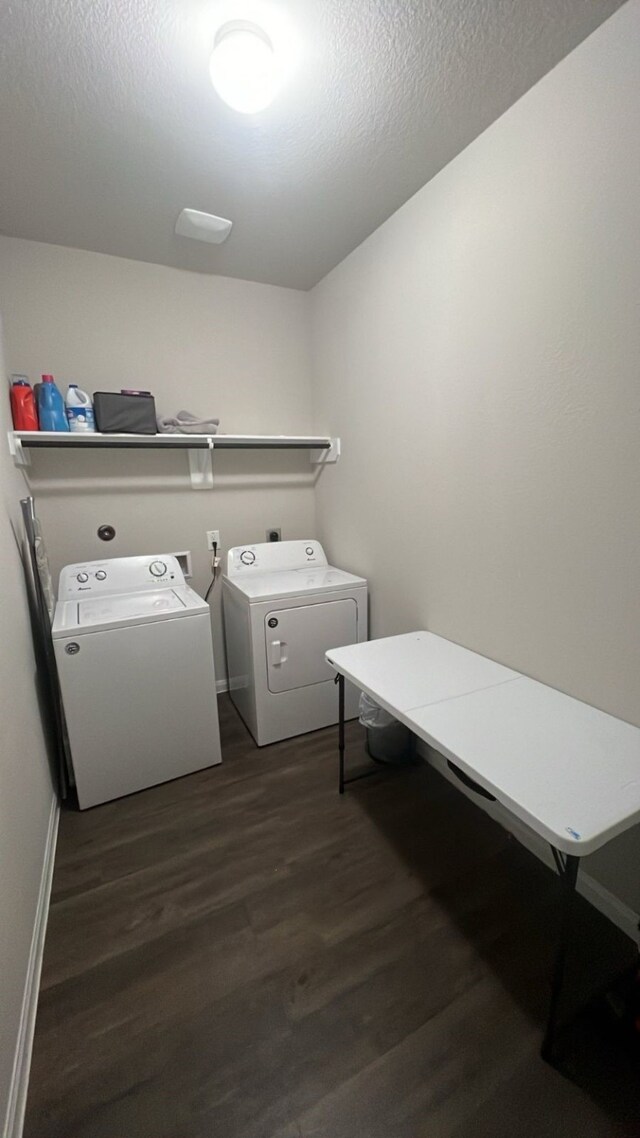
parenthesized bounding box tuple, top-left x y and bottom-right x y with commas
(359, 692, 416, 765)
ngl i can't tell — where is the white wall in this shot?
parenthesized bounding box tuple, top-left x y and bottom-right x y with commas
(0, 318, 56, 1137)
(311, 1, 640, 910)
(0, 238, 316, 678)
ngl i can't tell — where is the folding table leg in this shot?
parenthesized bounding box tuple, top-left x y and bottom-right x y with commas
(337, 672, 345, 795)
(541, 851, 580, 1062)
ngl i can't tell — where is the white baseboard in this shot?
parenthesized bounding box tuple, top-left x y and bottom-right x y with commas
(216, 678, 228, 694)
(420, 743, 639, 942)
(3, 794, 59, 1138)
(577, 871, 638, 942)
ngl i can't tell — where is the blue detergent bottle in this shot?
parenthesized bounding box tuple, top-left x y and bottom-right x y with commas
(38, 374, 69, 431)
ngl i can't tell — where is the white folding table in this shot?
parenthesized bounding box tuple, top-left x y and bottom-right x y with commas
(326, 631, 640, 1060)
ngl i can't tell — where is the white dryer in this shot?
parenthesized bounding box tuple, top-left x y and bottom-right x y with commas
(222, 540, 367, 746)
(53, 554, 222, 809)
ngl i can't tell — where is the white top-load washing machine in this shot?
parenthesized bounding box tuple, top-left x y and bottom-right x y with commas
(222, 540, 367, 746)
(53, 554, 222, 809)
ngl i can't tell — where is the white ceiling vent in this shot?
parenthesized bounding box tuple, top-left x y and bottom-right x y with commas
(174, 209, 233, 245)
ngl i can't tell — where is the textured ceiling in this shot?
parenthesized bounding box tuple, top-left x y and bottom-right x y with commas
(0, 0, 625, 289)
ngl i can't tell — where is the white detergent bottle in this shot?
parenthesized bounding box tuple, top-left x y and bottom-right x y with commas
(65, 384, 96, 432)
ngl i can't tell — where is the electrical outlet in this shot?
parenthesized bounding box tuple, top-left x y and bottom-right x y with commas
(206, 530, 220, 551)
(266, 527, 281, 542)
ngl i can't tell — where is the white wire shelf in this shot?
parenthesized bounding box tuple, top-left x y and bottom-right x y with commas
(8, 430, 341, 488)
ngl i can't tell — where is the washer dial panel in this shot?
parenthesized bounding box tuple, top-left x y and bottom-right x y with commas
(58, 554, 184, 597)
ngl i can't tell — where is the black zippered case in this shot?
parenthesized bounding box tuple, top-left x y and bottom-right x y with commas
(93, 392, 156, 434)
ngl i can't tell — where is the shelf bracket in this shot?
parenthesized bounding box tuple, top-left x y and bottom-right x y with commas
(8, 430, 31, 468)
(187, 437, 214, 489)
(310, 437, 341, 465)
(187, 437, 215, 489)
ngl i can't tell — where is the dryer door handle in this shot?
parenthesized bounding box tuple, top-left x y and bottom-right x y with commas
(269, 639, 288, 666)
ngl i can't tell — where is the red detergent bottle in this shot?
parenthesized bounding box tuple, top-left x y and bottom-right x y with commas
(10, 375, 39, 430)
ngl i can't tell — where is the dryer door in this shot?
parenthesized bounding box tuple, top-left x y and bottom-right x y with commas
(265, 598, 357, 693)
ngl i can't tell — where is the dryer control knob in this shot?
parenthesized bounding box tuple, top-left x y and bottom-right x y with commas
(76, 572, 89, 583)
(149, 560, 167, 577)
(240, 550, 256, 565)
(95, 570, 107, 581)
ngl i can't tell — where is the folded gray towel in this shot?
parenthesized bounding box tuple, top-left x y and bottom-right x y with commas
(157, 410, 220, 435)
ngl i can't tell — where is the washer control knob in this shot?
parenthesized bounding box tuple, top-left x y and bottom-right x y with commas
(149, 560, 167, 577)
(95, 570, 107, 581)
(305, 546, 314, 556)
(76, 572, 89, 583)
(240, 550, 256, 565)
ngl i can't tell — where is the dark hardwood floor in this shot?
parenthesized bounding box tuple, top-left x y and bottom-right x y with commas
(25, 696, 639, 1137)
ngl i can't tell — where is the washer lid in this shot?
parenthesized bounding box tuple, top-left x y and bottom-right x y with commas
(223, 566, 367, 603)
(52, 586, 208, 637)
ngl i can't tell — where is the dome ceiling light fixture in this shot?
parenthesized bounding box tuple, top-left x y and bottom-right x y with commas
(209, 19, 278, 114)
(175, 208, 233, 245)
